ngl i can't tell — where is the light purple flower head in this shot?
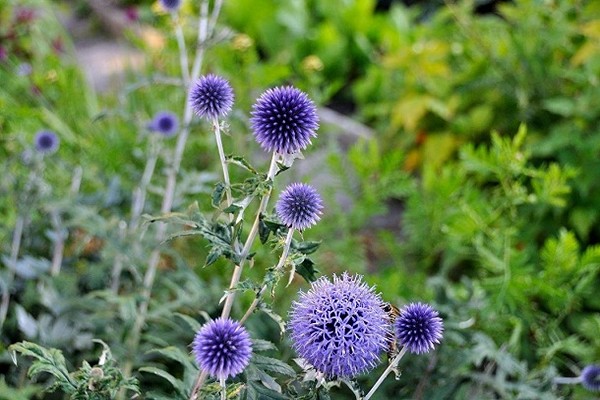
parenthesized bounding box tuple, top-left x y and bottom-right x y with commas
(149, 111, 179, 137)
(582, 365, 600, 392)
(192, 318, 252, 380)
(289, 273, 389, 379)
(159, 0, 181, 12)
(395, 303, 443, 354)
(250, 86, 319, 154)
(34, 130, 59, 154)
(189, 74, 234, 120)
(276, 183, 323, 231)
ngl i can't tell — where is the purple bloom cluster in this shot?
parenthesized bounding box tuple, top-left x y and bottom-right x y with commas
(276, 183, 323, 231)
(395, 303, 443, 354)
(581, 365, 600, 392)
(189, 74, 234, 120)
(159, 0, 181, 12)
(149, 111, 179, 137)
(289, 273, 388, 378)
(192, 318, 252, 380)
(250, 86, 318, 154)
(34, 130, 59, 154)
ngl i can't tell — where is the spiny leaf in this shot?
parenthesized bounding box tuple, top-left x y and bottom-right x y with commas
(251, 354, 296, 377)
(139, 367, 185, 396)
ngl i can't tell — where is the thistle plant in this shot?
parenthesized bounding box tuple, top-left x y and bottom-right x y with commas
(554, 364, 600, 393)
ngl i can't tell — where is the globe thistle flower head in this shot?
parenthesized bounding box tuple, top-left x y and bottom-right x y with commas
(192, 318, 252, 380)
(289, 273, 389, 379)
(34, 130, 59, 154)
(159, 0, 181, 12)
(250, 86, 319, 154)
(581, 365, 600, 392)
(189, 74, 234, 120)
(149, 111, 179, 137)
(276, 183, 323, 231)
(395, 303, 443, 354)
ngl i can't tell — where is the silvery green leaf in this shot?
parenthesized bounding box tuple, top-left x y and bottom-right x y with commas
(15, 305, 38, 338)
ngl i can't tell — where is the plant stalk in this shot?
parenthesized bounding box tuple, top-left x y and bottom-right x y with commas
(0, 215, 24, 330)
(123, 0, 217, 382)
(240, 228, 294, 324)
(220, 153, 278, 319)
(364, 346, 408, 400)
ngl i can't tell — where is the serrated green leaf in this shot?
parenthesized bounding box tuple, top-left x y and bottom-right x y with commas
(139, 367, 185, 396)
(296, 258, 319, 282)
(251, 354, 296, 377)
(244, 381, 290, 400)
(252, 339, 277, 352)
(228, 155, 259, 174)
(205, 246, 224, 266)
(293, 241, 321, 255)
(174, 313, 203, 332)
(212, 182, 226, 208)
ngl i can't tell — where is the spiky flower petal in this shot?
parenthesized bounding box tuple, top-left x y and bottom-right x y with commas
(276, 183, 323, 231)
(192, 318, 252, 380)
(189, 74, 234, 120)
(160, 0, 181, 12)
(395, 303, 443, 354)
(149, 111, 179, 137)
(34, 130, 59, 154)
(582, 365, 600, 392)
(289, 273, 389, 378)
(250, 86, 318, 154)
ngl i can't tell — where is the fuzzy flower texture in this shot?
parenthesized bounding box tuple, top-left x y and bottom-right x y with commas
(192, 318, 252, 380)
(159, 0, 181, 12)
(149, 111, 179, 137)
(276, 183, 323, 231)
(289, 273, 388, 379)
(34, 130, 59, 154)
(251, 86, 319, 154)
(582, 365, 600, 392)
(189, 74, 234, 120)
(395, 302, 444, 354)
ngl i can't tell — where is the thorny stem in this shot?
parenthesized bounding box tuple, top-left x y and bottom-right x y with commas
(240, 228, 294, 325)
(123, 0, 217, 383)
(0, 216, 25, 330)
(364, 346, 408, 400)
(553, 376, 582, 385)
(190, 154, 279, 398)
(212, 117, 233, 221)
(220, 153, 279, 319)
(189, 370, 209, 400)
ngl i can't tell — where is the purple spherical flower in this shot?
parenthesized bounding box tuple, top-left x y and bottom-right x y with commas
(149, 111, 179, 137)
(34, 130, 59, 154)
(189, 74, 234, 120)
(582, 365, 600, 392)
(395, 303, 443, 355)
(159, 0, 181, 12)
(289, 273, 389, 379)
(192, 318, 252, 380)
(250, 86, 319, 154)
(276, 183, 323, 231)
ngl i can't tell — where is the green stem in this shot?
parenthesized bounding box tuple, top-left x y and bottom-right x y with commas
(364, 346, 408, 400)
(240, 228, 294, 324)
(220, 153, 278, 320)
